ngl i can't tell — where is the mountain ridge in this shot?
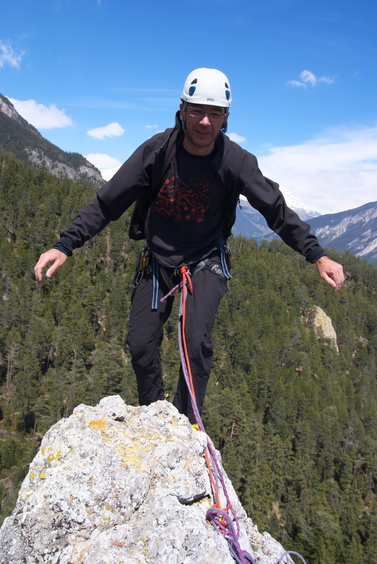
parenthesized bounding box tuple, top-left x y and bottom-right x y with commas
(0, 94, 102, 187)
(307, 201, 377, 265)
(234, 198, 377, 268)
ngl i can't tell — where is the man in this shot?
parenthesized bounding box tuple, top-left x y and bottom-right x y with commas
(34, 68, 344, 423)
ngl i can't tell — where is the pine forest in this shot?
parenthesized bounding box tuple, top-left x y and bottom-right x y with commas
(1, 149, 377, 564)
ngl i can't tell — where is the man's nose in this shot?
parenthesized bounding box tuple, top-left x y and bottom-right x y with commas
(199, 113, 211, 125)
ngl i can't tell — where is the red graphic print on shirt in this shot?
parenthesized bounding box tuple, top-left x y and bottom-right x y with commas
(150, 173, 210, 224)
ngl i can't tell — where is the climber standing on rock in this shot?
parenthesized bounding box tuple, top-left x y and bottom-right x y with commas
(34, 68, 345, 423)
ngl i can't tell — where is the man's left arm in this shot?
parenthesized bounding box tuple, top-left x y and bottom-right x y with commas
(315, 255, 345, 293)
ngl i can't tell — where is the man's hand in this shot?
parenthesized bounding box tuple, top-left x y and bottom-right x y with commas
(34, 249, 68, 283)
(315, 256, 345, 293)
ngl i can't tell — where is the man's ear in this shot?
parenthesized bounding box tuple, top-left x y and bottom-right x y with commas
(179, 103, 185, 121)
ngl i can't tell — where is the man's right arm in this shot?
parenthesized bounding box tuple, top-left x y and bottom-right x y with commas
(33, 128, 171, 282)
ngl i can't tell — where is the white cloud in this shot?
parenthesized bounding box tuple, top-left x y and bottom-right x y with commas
(300, 70, 316, 86)
(9, 98, 74, 129)
(85, 153, 122, 180)
(286, 69, 335, 89)
(287, 80, 307, 88)
(145, 124, 158, 129)
(0, 41, 25, 69)
(87, 122, 124, 140)
(228, 132, 246, 143)
(257, 126, 377, 214)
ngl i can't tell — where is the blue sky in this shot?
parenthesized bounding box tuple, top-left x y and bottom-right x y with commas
(1, 0, 376, 214)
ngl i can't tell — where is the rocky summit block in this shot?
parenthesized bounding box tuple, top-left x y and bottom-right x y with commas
(0, 396, 294, 564)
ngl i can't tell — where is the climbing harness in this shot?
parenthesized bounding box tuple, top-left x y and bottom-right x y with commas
(133, 245, 232, 310)
(166, 265, 308, 564)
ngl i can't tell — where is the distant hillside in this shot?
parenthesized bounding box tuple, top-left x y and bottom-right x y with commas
(0, 94, 102, 187)
(307, 201, 377, 268)
(234, 198, 377, 268)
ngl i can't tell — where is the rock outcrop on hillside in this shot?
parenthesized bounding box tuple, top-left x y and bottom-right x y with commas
(311, 306, 339, 352)
(0, 396, 295, 564)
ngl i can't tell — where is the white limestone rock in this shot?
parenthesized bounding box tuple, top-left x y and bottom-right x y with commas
(0, 396, 294, 564)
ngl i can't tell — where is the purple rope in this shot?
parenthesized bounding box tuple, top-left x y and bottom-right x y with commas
(160, 281, 182, 302)
(278, 552, 307, 564)
(207, 508, 256, 564)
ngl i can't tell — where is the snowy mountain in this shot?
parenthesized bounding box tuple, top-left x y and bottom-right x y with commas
(233, 192, 320, 241)
(278, 189, 320, 221)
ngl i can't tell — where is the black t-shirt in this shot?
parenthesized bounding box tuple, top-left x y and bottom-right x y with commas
(145, 146, 226, 267)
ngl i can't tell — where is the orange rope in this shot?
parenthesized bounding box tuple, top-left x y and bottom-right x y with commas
(179, 266, 196, 402)
(179, 266, 222, 508)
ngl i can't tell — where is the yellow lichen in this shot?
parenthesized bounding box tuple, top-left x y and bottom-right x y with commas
(89, 420, 107, 430)
(47, 451, 62, 464)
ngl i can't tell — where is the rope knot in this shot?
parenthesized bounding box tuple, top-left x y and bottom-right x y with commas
(179, 265, 193, 293)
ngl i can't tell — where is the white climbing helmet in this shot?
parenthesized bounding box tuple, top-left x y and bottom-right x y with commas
(181, 68, 232, 108)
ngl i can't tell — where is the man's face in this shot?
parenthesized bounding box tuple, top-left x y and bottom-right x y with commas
(180, 103, 228, 156)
